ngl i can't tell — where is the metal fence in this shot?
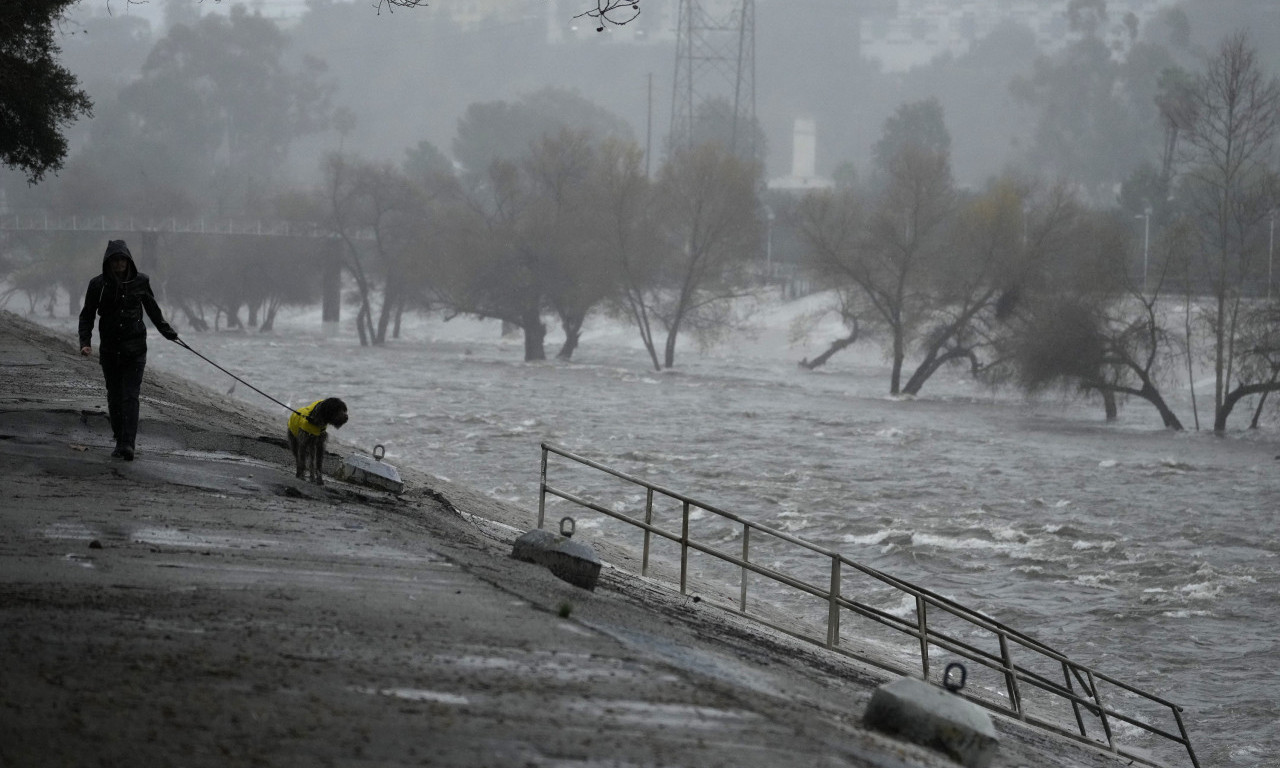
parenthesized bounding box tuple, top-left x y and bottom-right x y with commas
(0, 213, 374, 240)
(537, 441, 1199, 768)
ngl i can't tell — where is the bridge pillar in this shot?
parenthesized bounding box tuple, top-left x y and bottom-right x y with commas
(322, 240, 342, 335)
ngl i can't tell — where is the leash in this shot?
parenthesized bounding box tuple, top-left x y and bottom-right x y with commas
(170, 337, 307, 419)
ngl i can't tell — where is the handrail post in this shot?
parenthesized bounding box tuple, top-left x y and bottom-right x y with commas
(916, 595, 929, 680)
(642, 488, 653, 577)
(826, 555, 841, 647)
(680, 501, 690, 594)
(1063, 661, 1087, 737)
(537, 445, 548, 529)
(739, 524, 750, 612)
(1087, 669, 1116, 752)
(1172, 706, 1201, 768)
(999, 633, 1024, 719)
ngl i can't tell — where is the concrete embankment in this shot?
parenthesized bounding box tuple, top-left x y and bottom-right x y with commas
(0, 310, 1118, 768)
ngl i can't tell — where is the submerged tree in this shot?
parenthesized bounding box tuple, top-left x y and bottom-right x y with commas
(795, 99, 955, 394)
(1179, 31, 1280, 432)
(646, 141, 762, 369)
(319, 153, 434, 346)
(998, 207, 1189, 429)
(591, 138, 665, 370)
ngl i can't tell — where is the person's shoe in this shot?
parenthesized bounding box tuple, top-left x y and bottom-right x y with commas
(120, 446, 134, 461)
(111, 446, 125, 458)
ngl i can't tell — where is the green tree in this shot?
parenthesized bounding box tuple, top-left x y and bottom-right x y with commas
(434, 158, 552, 361)
(871, 97, 949, 174)
(687, 96, 768, 168)
(1010, 13, 1175, 200)
(56, 6, 332, 218)
(522, 130, 614, 361)
(0, 0, 93, 183)
(997, 205, 1190, 429)
(452, 87, 633, 177)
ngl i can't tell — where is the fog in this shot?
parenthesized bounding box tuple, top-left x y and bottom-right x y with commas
(8, 3, 1280, 765)
(31, 0, 1280, 202)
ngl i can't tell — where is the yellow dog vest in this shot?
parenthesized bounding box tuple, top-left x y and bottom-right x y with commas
(288, 400, 326, 437)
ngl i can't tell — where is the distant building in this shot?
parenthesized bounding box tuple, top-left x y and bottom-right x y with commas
(859, 0, 1182, 72)
(768, 117, 833, 192)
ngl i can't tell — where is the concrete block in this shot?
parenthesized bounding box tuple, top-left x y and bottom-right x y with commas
(511, 527, 602, 591)
(336, 452, 404, 494)
(863, 676, 999, 768)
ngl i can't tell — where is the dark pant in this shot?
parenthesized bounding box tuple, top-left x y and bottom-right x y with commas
(100, 351, 146, 449)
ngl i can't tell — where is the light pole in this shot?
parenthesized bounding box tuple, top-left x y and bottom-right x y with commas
(1135, 207, 1151, 294)
(764, 205, 774, 275)
(1269, 208, 1275, 301)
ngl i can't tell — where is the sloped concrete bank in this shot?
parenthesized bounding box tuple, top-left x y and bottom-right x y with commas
(0, 310, 1122, 768)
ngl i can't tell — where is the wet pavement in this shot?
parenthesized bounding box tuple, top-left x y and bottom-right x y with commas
(0, 310, 1122, 768)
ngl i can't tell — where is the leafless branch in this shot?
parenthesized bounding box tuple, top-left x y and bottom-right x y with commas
(574, 0, 640, 32)
(372, 0, 428, 13)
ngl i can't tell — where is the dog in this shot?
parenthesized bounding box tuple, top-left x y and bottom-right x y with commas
(287, 397, 348, 485)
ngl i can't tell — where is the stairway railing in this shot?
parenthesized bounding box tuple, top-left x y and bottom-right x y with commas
(538, 441, 1199, 768)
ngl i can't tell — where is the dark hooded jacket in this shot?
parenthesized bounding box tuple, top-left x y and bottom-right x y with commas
(79, 240, 177, 356)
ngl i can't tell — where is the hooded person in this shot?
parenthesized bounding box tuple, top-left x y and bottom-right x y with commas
(78, 239, 180, 460)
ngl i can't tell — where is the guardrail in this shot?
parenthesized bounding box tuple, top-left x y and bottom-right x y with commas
(537, 442, 1199, 768)
(0, 213, 374, 240)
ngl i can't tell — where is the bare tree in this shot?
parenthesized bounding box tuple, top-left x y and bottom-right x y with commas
(319, 153, 430, 346)
(589, 138, 666, 370)
(1178, 31, 1280, 432)
(648, 142, 762, 369)
(795, 137, 953, 395)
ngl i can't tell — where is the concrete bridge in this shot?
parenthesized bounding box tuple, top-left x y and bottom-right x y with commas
(0, 212, 372, 240)
(0, 212, 367, 323)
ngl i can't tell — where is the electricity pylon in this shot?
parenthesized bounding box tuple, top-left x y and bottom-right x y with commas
(668, 0, 757, 160)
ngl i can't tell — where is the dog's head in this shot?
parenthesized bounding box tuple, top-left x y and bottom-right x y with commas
(313, 397, 349, 429)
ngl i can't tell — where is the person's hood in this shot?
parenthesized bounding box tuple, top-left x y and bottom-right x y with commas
(102, 239, 138, 281)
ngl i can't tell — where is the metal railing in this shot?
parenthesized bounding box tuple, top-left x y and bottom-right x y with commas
(537, 442, 1199, 768)
(0, 212, 375, 240)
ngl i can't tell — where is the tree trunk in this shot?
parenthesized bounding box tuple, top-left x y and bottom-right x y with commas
(522, 309, 546, 362)
(800, 327, 859, 370)
(625, 292, 662, 371)
(1103, 389, 1118, 422)
(260, 297, 281, 333)
(1249, 390, 1270, 429)
(556, 311, 585, 361)
(663, 323, 681, 369)
(375, 287, 396, 345)
(889, 326, 905, 395)
(356, 304, 370, 346)
(1215, 382, 1280, 434)
(178, 302, 209, 333)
